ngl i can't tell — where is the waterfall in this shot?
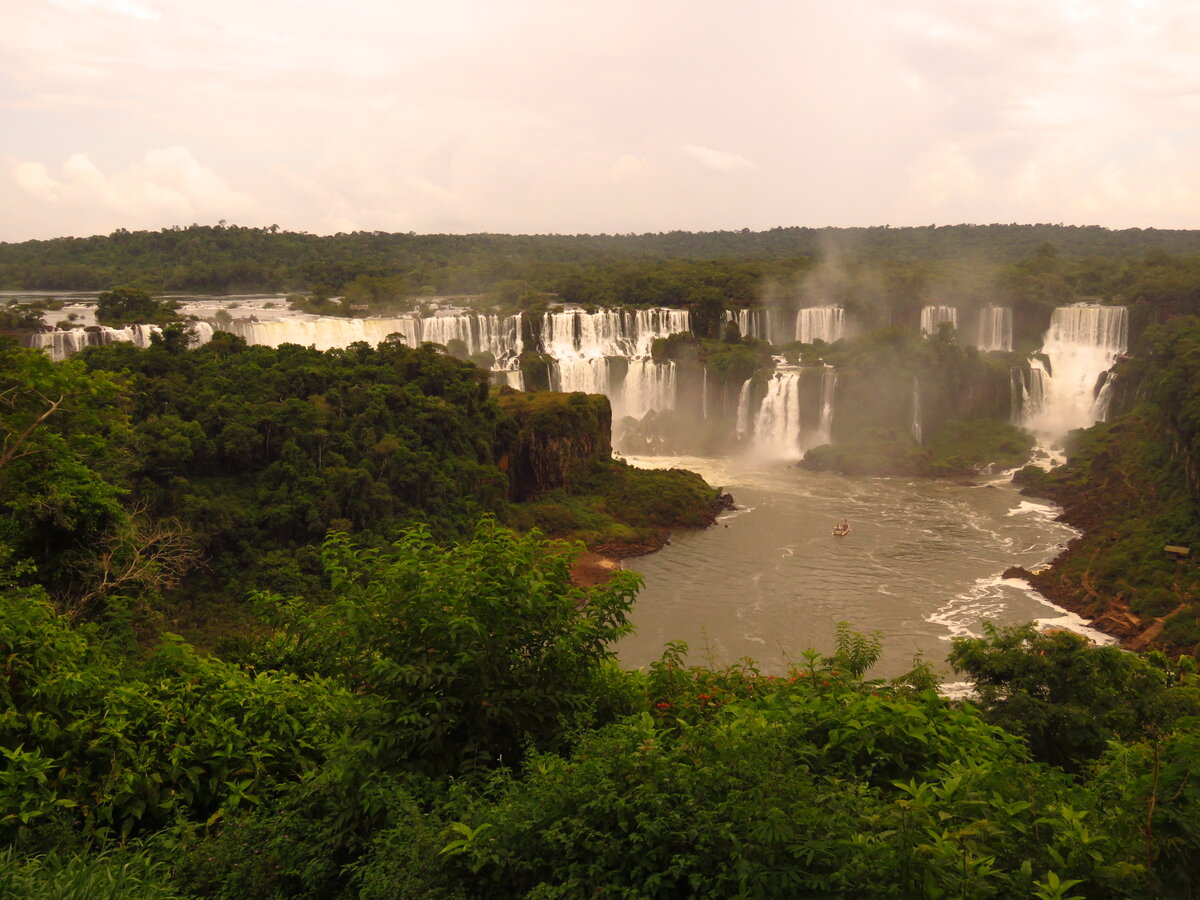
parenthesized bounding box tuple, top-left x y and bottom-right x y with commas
(701, 366, 708, 420)
(752, 372, 803, 458)
(735, 379, 753, 439)
(541, 308, 689, 358)
(493, 369, 525, 390)
(1023, 305, 1127, 435)
(817, 369, 837, 444)
(222, 312, 524, 367)
(728, 308, 771, 342)
(621, 359, 676, 420)
(921, 305, 957, 336)
(1018, 361, 1048, 423)
(539, 308, 687, 418)
(795, 306, 845, 344)
(976, 306, 1012, 352)
(550, 357, 611, 395)
(29, 323, 202, 361)
(911, 378, 923, 445)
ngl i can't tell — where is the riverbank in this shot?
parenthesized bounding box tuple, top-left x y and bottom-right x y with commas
(1008, 413, 1200, 654)
(569, 490, 736, 588)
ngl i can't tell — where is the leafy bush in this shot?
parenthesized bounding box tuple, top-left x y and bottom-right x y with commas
(251, 519, 642, 775)
(0, 848, 193, 900)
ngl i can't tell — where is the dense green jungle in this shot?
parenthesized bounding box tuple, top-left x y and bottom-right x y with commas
(3, 225, 1200, 898)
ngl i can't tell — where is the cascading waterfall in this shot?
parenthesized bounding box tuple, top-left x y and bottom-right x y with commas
(541, 308, 688, 420)
(817, 369, 837, 445)
(921, 305, 957, 336)
(752, 372, 803, 458)
(1017, 362, 1048, 423)
(494, 369, 525, 390)
(795, 306, 844, 344)
(734, 379, 753, 439)
(29, 323, 205, 361)
(911, 378, 923, 444)
(734, 366, 838, 458)
(728, 308, 771, 342)
(225, 312, 522, 367)
(1023, 305, 1127, 435)
(976, 306, 1012, 352)
(622, 359, 677, 420)
(701, 367, 708, 419)
(550, 357, 611, 395)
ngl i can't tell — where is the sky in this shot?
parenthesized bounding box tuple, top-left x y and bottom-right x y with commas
(2, 0, 1198, 241)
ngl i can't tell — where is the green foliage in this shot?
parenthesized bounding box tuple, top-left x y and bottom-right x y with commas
(96, 285, 180, 326)
(0, 299, 59, 332)
(0, 587, 356, 845)
(453, 671, 1130, 899)
(510, 458, 722, 550)
(949, 623, 1200, 769)
(251, 520, 642, 775)
(804, 420, 1036, 477)
(826, 620, 883, 677)
(0, 848, 193, 900)
(77, 339, 510, 593)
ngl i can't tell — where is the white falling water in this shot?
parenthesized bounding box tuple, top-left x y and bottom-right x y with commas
(976, 306, 1012, 352)
(728, 308, 771, 342)
(817, 369, 837, 445)
(540, 308, 687, 417)
(734, 379, 753, 439)
(494, 369, 525, 390)
(1018, 361, 1049, 424)
(550, 357, 611, 395)
(226, 316, 420, 350)
(921, 305, 958, 336)
(795, 307, 845, 344)
(1024, 305, 1127, 436)
(29, 323, 204, 360)
(541, 308, 690, 358)
(223, 312, 523, 366)
(622, 359, 677, 420)
(911, 378, 923, 445)
(752, 372, 803, 458)
(701, 367, 708, 420)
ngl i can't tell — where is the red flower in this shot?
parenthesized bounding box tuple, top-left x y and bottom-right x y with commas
(656, 701, 671, 710)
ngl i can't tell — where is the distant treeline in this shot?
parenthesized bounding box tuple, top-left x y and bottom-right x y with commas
(5, 223, 1200, 311)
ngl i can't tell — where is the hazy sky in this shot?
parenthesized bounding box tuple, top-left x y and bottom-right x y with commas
(3, 0, 1198, 241)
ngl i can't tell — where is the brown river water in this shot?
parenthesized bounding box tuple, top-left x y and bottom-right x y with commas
(616, 455, 1113, 681)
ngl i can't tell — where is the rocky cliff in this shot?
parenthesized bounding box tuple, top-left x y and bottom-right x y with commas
(497, 390, 612, 500)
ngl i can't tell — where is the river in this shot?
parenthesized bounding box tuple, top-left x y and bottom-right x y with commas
(616, 455, 1114, 680)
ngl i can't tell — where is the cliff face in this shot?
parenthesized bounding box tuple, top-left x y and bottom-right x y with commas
(496, 390, 612, 500)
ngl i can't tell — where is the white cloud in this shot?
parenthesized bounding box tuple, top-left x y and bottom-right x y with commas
(10, 161, 64, 203)
(7, 147, 257, 225)
(681, 144, 755, 173)
(2, 0, 1200, 238)
(608, 155, 648, 180)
